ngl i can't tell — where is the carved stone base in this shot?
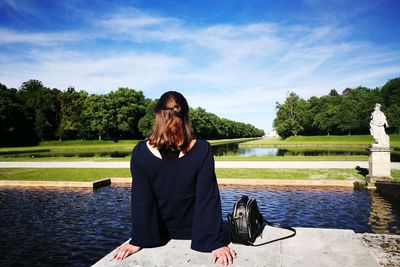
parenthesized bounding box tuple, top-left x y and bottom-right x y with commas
(366, 146, 393, 186)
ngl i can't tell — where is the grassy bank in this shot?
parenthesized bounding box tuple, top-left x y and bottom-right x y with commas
(0, 135, 398, 162)
(0, 157, 132, 162)
(0, 168, 130, 182)
(0, 138, 257, 154)
(0, 140, 139, 155)
(0, 155, 370, 162)
(0, 137, 260, 161)
(241, 135, 400, 148)
(216, 169, 366, 180)
(1, 168, 399, 182)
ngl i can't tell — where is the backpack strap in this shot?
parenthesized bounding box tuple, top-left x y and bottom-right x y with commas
(250, 219, 296, 247)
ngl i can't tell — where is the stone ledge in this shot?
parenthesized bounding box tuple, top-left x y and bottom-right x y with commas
(0, 178, 356, 189)
(92, 227, 380, 267)
(217, 178, 355, 188)
(111, 178, 131, 184)
(0, 178, 110, 189)
(111, 178, 355, 188)
(359, 233, 400, 267)
(1, 161, 400, 169)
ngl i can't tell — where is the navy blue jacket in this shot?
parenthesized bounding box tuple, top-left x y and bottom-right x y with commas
(129, 139, 225, 252)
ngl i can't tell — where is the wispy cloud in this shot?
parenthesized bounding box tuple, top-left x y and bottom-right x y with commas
(1, 0, 37, 15)
(0, 49, 187, 94)
(0, 6, 399, 130)
(0, 28, 83, 45)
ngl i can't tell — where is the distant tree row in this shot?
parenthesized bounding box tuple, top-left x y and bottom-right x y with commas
(274, 77, 400, 138)
(0, 80, 264, 147)
(137, 103, 264, 139)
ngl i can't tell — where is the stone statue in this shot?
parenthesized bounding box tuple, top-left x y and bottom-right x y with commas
(369, 103, 390, 147)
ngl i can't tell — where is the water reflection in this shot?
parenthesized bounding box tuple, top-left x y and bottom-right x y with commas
(368, 190, 400, 234)
(1, 143, 399, 161)
(0, 186, 399, 266)
(211, 144, 400, 162)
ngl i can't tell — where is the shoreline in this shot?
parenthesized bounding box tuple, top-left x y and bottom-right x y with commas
(0, 177, 358, 189)
(1, 160, 400, 169)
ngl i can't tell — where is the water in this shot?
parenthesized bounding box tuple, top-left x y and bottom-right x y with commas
(211, 144, 400, 162)
(0, 186, 399, 266)
(2, 143, 399, 161)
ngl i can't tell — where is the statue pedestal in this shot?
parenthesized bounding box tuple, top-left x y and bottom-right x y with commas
(366, 145, 392, 185)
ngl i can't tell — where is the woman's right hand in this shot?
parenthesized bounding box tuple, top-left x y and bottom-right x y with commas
(112, 243, 141, 260)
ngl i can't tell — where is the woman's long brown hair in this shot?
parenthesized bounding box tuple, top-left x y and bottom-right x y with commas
(148, 91, 193, 152)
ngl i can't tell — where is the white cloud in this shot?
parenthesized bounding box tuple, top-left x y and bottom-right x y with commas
(0, 28, 84, 45)
(0, 50, 187, 93)
(0, 8, 399, 131)
(100, 10, 179, 30)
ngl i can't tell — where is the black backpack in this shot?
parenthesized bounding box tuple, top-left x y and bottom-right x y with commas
(227, 195, 296, 246)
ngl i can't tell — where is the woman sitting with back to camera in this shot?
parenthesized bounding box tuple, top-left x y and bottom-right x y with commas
(112, 91, 237, 266)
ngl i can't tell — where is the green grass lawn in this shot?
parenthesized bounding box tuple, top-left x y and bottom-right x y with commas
(216, 168, 366, 180)
(0, 168, 131, 182)
(0, 155, 370, 162)
(241, 134, 400, 148)
(1, 168, 399, 182)
(0, 140, 139, 154)
(0, 157, 132, 162)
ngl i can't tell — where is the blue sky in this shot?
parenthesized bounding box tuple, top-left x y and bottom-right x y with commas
(1, 0, 399, 132)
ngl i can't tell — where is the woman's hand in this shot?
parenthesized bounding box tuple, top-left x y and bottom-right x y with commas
(212, 246, 237, 266)
(112, 243, 141, 260)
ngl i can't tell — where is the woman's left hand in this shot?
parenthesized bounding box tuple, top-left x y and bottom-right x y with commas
(212, 246, 237, 266)
(112, 243, 141, 260)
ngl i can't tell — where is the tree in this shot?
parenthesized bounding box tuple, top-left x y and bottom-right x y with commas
(274, 92, 308, 138)
(138, 99, 156, 138)
(0, 83, 37, 146)
(108, 88, 147, 139)
(385, 104, 400, 133)
(58, 87, 88, 140)
(348, 86, 382, 134)
(311, 95, 341, 135)
(0, 79, 265, 142)
(189, 107, 264, 139)
(381, 77, 400, 107)
(328, 89, 339, 96)
(18, 80, 61, 141)
(303, 96, 320, 135)
(337, 97, 359, 135)
(190, 107, 219, 139)
(83, 94, 110, 140)
(381, 77, 400, 133)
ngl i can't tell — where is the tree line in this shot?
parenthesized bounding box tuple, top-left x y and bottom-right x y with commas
(274, 77, 400, 138)
(0, 80, 264, 147)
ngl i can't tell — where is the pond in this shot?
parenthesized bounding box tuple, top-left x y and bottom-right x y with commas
(1, 143, 399, 161)
(0, 186, 399, 266)
(211, 143, 400, 162)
